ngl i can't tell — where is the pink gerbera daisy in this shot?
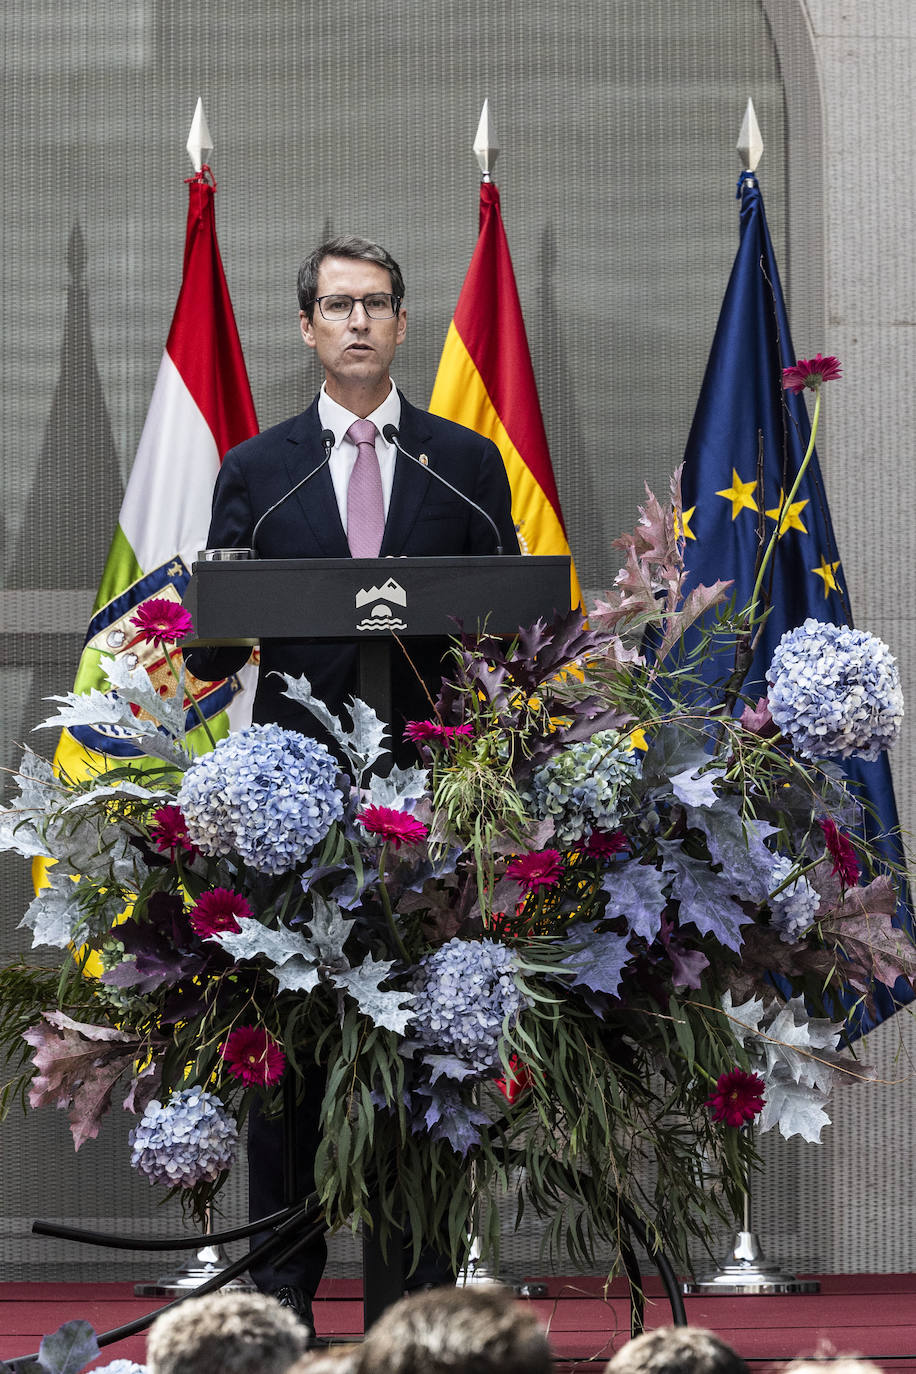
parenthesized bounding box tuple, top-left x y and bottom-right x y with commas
(782, 353, 842, 394)
(357, 804, 429, 849)
(149, 804, 198, 858)
(818, 817, 861, 889)
(190, 888, 254, 939)
(131, 598, 194, 647)
(705, 1068, 765, 1127)
(221, 1025, 286, 1086)
(506, 849, 564, 892)
(403, 720, 474, 747)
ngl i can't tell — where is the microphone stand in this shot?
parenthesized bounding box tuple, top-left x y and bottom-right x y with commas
(382, 425, 505, 556)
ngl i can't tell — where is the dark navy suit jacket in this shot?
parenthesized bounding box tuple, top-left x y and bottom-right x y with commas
(185, 392, 519, 753)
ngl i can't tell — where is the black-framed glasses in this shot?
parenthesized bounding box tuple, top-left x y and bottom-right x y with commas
(314, 293, 401, 321)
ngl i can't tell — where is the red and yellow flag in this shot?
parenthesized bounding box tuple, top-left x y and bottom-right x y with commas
(430, 181, 581, 608)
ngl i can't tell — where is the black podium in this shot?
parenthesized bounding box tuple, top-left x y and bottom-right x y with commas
(183, 553, 571, 1324)
(184, 554, 572, 733)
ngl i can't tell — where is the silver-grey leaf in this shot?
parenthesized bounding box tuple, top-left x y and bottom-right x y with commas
(331, 954, 414, 1033)
(368, 764, 428, 809)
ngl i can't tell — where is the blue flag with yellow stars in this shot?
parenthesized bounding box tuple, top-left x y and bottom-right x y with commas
(680, 169, 912, 1035)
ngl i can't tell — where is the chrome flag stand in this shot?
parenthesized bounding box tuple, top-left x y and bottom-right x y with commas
(134, 1204, 254, 1297)
(683, 1180, 818, 1296)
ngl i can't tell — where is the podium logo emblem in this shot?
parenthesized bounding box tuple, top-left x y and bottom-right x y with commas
(355, 576, 408, 631)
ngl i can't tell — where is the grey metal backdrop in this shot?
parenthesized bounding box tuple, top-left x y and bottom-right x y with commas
(6, 0, 899, 1284)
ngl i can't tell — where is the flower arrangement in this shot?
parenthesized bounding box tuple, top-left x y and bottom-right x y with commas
(0, 357, 913, 1278)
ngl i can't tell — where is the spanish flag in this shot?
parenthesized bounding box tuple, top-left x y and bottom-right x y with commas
(430, 181, 581, 608)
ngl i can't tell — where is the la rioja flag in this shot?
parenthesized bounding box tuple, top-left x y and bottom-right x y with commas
(56, 158, 258, 777)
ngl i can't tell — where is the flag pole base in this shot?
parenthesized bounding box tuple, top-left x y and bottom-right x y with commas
(134, 1239, 255, 1297)
(683, 1230, 819, 1296)
(458, 1237, 547, 1297)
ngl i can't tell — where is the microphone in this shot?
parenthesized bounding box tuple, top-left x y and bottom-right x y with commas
(381, 424, 504, 555)
(251, 428, 335, 556)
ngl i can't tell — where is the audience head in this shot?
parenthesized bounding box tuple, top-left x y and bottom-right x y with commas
(288, 1347, 360, 1374)
(355, 1284, 552, 1374)
(785, 1362, 882, 1374)
(604, 1327, 750, 1374)
(146, 1290, 309, 1374)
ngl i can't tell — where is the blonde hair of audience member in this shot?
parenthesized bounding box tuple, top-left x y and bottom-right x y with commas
(785, 1361, 883, 1374)
(604, 1327, 750, 1374)
(146, 1290, 309, 1374)
(354, 1285, 552, 1374)
(288, 1345, 360, 1374)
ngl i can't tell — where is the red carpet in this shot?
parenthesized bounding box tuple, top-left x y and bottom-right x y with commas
(2, 1276, 916, 1371)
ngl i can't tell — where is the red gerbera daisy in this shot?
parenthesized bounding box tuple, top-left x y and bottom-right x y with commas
(190, 888, 254, 939)
(818, 817, 861, 889)
(506, 849, 564, 892)
(705, 1068, 765, 1127)
(357, 804, 429, 849)
(221, 1025, 286, 1086)
(149, 804, 198, 858)
(131, 598, 194, 647)
(583, 828, 629, 859)
(782, 353, 842, 394)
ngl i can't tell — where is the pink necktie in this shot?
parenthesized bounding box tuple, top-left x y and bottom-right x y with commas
(346, 419, 385, 557)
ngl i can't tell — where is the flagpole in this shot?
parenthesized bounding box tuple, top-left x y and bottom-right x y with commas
(449, 97, 547, 1303)
(130, 99, 254, 1300)
(682, 103, 818, 1298)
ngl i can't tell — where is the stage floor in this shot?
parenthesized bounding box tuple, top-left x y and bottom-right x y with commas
(3, 1275, 916, 1372)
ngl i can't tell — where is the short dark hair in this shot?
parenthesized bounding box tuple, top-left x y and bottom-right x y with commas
(604, 1327, 750, 1374)
(297, 235, 406, 317)
(354, 1286, 553, 1374)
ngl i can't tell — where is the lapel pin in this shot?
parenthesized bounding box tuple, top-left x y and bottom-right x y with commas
(418, 453, 429, 466)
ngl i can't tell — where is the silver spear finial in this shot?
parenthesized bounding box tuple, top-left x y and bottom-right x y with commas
(473, 99, 499, 181)
(186, 98, 214, 173)
(737, 97, 763, 172)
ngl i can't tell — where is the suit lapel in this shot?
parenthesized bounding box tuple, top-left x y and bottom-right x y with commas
(380, 396, 433, 555)
(282, 401, 349, 557)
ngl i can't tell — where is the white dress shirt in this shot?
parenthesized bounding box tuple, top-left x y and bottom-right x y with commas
(317, 382, 402, 535)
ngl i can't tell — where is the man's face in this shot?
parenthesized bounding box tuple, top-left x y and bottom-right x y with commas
(299, 255, 406, 407)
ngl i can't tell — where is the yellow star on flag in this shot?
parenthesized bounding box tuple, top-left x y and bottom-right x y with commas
(674, 506, 696, 541)
(716, 470, 759, 520)
(766, 489, 809, 537)
(811, 557, 842, 597)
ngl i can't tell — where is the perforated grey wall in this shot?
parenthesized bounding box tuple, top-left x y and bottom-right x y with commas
(7, 0, 886, 1284)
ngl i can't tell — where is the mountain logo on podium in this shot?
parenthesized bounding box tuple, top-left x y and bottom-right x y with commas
(355, 576, 408, 631)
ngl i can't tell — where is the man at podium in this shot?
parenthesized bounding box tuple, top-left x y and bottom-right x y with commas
(184, 235, 519, 1338)
(186, 233, 518, 754)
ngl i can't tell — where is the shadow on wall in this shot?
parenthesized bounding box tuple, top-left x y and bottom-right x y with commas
(529, 222, 606, 602)
(6, 222, 122, 592)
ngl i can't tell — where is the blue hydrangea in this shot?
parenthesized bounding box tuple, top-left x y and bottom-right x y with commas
(766, 619, 903, 761)
(129, 1087, 238, 1188)
(522, 730, 640, 846)
(94, 1363, 148, 1374)
(177, 723, 344, 874)
(407, 938, 528, 1074)
(768, 853, 821, 943)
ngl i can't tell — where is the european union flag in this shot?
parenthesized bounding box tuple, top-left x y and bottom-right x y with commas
(680, 170, 913, 1034)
